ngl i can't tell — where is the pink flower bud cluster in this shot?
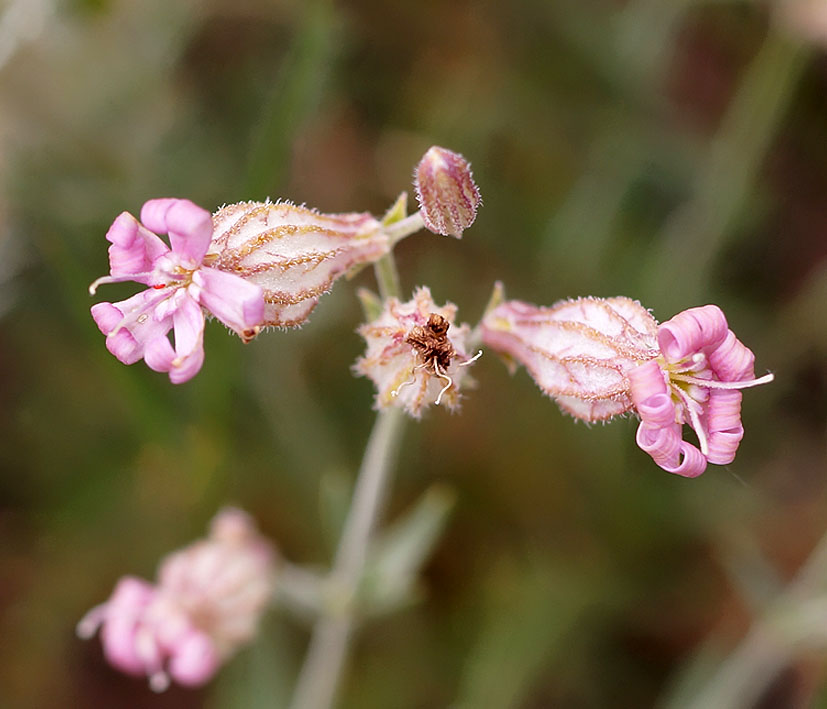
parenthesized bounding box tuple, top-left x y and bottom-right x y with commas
(353, 287, 478, 418)
(482, 296, 773, 477)
(77, 508, 277, 692)
(414, 146, 481, 238)
(208, 201, 389, 328)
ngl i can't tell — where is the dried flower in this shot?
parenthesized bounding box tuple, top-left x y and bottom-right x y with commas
(482, 297, 773, 477)
(90, 198, 265, 384)
(78, 508, 277, 692)
(354, 286, 479, 418)
(209, 201, 389, 328)
(414, 146, 481, 238)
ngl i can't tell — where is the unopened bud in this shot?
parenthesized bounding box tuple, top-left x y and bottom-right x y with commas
(414, 146, 481, 238)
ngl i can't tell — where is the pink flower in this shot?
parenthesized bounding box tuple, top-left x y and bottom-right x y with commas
(209, 201, 389, 328)
(354, 287, 479, 418)
(481, 295, 773, 477)
(627, 305, 774, 478)
(78, 508, 277, 692)
(90, 198, 266, 383)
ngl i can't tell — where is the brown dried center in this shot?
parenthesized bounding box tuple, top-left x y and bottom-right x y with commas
(405, 313, 455, 371)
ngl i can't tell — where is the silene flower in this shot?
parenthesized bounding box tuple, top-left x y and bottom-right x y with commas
(354, 286, 480, 418)
(481, 294, 773, 477)
(90, 198, 266, 384)
(77, 508, 277, 692)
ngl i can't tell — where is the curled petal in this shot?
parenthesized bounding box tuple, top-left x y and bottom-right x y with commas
(707, 330, 756, 381)
(636, 421, 683, 467)
(140, 198, 213, 266)
(105, 212, 169, 282)
(663, 442, 708, 478)
(628, 359, 668, 408)
(657, 305, 728, 363)
(705, 389, 744, 464)
(192, 268, 265, 340)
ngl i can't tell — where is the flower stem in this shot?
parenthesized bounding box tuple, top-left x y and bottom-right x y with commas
(288, 251, 407, 709)
(383, 211, 425, 247)
(668, 532, 827, 709)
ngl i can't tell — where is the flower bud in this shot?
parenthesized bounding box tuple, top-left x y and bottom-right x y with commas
(208, 201, 389, 328)
(414, 146, 481, 238)
(354, 286, 478, 418)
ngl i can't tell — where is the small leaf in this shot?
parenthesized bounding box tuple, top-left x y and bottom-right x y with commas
(381, 191, 409, 227)
(359, 485, 456, 617)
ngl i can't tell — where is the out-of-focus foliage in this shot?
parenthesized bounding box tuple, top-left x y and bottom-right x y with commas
(0, 0, 825, 707)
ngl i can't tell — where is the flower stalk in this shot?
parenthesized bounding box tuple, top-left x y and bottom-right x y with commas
(289, 251, 407, 709)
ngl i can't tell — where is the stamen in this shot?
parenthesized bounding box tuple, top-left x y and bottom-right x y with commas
(391, 367, 421, 397)
(89, 271, 155, 295)
(671, 372, 775, 390)
(673, 385, 709, 456)
(458, 349, 483, 367)
(434, 363, 453, 405)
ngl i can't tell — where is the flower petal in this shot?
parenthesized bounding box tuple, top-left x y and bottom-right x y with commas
(707, 330, 756, 381)
(168, 632, 221, 687)
(105, 212, 169, 282)
(192, 267, 265, 339)
(91, 290, 173, 365)
(144, 297, 205, 384)
(657, 305, 728, 363)
(140, 198, 213, 265)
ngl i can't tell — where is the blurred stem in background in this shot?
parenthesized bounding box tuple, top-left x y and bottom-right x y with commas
(243, 0, 338, 199)
(540, 0, 694, 290)
(646, 28, 808, 311)
(289, 250, 407, 709)
(665, 530, 827, 709)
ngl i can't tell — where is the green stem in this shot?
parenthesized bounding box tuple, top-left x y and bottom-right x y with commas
(647, 31, 808, 308)
(288, 409, 405, 709)
(288, 249, 407, 709)
(669, 533, 827, 709)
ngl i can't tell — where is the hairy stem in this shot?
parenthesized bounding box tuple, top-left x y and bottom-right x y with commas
(288, 254, 406, 709)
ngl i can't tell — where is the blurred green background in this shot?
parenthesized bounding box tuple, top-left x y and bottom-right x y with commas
(1, 0, 826, 707)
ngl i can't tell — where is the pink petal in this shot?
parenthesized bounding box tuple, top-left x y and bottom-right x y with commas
(105, 212, 169, 282)
(705, 389, 744, 464)
(628, 359, 668, 408)
(707, 330, 756, 381)
(636, 421, 683, 466)
(192, 267, 265, 338)
(144, 296, 205, 384)
(657, 305, 728, 363)
(167, 632, 220, 687)
(91, 290, 173, 365)
(662, 442, 707, 478)
(140, 199, 213, 265)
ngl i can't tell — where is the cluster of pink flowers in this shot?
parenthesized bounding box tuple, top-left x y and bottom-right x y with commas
(77, 508, 277, 691)
(481, 295, 773, 477)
